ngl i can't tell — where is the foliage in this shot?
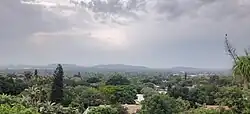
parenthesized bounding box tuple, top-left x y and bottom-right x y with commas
(225, 36, 250, 89)
(167, 83, 219, 107)
(140, 87, 157, 98)
(0, 104, 39, 114)
(36, 101, 80, 114)
(232, 56, 250, 89)
(100, 85, 137, 104)
(0, 76, 28, 95)
(68, 86, 106, 112)
(184, 107, 233, 114)
(140, 94, 190, 114)
(28, 76, 53, 87)
(50, 64, 64, 104)
(2, 56, 250, 114)
(106, 73, 130, 86)
(111, 104, 129, 114)
(168, 86, 189, 99)
(0, 94, 21, 105)
(20, 84, 51, 104)
(143, 82, 155, 88)
(24, 71, 33, 81)
(88, 106, 118, 114)
(141, 76, 162, 85)
(87, 77, 101, 83)
(0, 94, 80, 114)
(215, 86, 250, 113)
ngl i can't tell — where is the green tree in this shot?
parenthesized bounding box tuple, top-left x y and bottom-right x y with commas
(72, 87, 106, 111)
(184, 72, 187, 80)
(168, 86, 189, 100)
(140, 87, 157, 98)
(34, 69, 38, 77)
(110, 86, 137, 104)
(20, 85, 50, 104)
(63, 86, 106, 112)
(50, 64, 64, 104)
(88, 106, 118, 114)
(87, 77, 101, 83)
(215, 86, 250, 113)
(106, 73, 130, 86)
(0, 76, 28, 95)
(111, 104, 129, 114)
(99, 85, 137, 104)
(140, 94, 190, 114)
(144, 82, 155, 88)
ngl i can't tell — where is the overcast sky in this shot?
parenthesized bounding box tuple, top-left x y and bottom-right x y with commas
(0, 0, 250, 68)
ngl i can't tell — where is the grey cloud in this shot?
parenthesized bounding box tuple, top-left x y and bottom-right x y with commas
(1, 0, 250, 68)
(72, 0, 147, 24)
(152, 0, 250, 20)
(0, 0, 69, 41)
(16, 0, 250, 27)
(69, 0, 250, 24)
(81, 0, 144, 13)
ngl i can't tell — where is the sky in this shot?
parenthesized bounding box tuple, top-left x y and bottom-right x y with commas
(0, 0, 250, 68)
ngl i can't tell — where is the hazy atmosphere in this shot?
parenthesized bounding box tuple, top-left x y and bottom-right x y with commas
(1, 0, 250, 68)
(2, 1, 250, 114)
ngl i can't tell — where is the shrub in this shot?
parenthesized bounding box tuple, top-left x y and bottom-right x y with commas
(0, 104, 39, 114)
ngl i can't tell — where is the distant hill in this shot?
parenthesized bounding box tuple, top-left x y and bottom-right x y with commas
(170, 66, 200, 72)
(0, 64, 230, 75)
(0, 64, 149, 72)
(168, 66, 230, 74)
(92, 64, 148, 70)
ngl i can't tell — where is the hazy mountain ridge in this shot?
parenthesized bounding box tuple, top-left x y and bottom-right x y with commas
(92, 64, 148, 69)
(0, 64, 229, 73)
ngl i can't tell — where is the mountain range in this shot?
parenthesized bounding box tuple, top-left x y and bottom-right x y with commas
(0, 64, 229, 73)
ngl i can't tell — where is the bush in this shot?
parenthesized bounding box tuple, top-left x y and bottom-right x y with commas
(88, 106, 118, 114)
(0, 104, 39, 114)
(184, 107, 233, 114)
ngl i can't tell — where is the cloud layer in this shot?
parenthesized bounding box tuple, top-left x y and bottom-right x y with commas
(1, 0, 250, 68)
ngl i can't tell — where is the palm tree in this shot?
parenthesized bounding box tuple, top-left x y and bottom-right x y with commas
(225, 34, 250, 89)
(232, 55, 250, 89)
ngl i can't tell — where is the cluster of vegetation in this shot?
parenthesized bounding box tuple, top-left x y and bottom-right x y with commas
(1, 36, 250, 114)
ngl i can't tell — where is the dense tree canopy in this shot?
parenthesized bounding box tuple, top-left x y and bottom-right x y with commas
(88, 106, 118, 114)
(140, 94, 190, 114)
(0, 76, 28, 95)
(106, 73, 130, 86)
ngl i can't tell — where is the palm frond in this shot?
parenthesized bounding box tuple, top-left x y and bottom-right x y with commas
(224, 34, 239, 63)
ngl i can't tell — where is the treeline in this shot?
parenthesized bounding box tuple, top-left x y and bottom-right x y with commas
(1, 64, 250, 114)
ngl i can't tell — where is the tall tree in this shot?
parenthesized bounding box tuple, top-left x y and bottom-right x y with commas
(184, 72, 187, 80)
(50, 64, 64, 104)
(34, 69, 38, 77)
